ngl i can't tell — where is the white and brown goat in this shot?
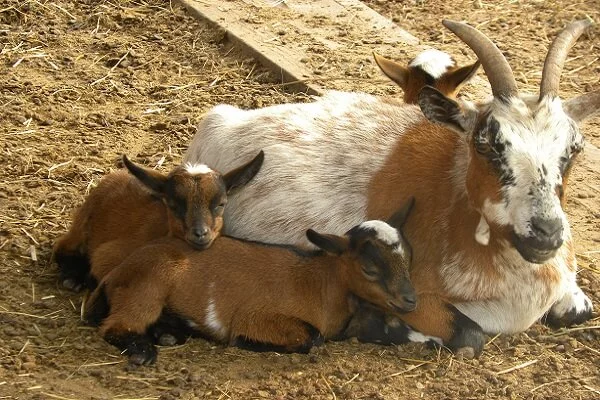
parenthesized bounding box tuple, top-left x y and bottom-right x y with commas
(53, 151, 264, 290)
(374, 48, 480, 103)
(184, 20, 599, 355)
(85, 198, 417, 365)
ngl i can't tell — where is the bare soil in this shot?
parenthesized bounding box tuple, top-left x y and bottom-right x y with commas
(1, 1, 598, 399)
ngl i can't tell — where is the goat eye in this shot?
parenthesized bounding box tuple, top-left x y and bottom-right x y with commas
(214, 203, 225, 214)
(361, 265, 379, 281)
(475, 140, 491, 155)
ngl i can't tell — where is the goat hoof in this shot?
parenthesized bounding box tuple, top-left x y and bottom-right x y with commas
(544, 306, 593, 329)
(454, 346, 476, 360)
(62, 278, 83, 292)
(544, 292, 593, 329)
(447, 325, 485, 358)
(157, 333, 178, 347)
(126, 343, 157, 366)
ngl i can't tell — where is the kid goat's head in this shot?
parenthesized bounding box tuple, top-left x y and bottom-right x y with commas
(418, 20, 600, 264)
(123, 151, 264, 249)
(306, 197, 417, 313)
(374, 49, 480, 103)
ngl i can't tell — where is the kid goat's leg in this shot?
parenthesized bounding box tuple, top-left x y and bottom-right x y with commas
(99, 284, 167, 365)
(232, 314, 323, 353)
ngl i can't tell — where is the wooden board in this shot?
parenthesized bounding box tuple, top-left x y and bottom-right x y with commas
(176, 0, 423, 95)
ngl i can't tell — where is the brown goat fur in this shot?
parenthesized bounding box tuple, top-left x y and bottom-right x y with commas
(86, 198, 417, 364)
(53, 151, 264, 290)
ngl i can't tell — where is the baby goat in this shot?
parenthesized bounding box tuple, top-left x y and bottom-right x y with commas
(85, 198, 417, 365)
(53, 151, 264, 290)
(373, 49, 480, 103)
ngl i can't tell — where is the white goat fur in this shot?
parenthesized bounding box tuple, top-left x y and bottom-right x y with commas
(184, 90, 591, 335)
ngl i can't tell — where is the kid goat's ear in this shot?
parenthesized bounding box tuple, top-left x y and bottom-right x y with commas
(306, 229, 349, 255)
(373, 52, 410, 88)
(445, 60, 481, 93)
(122, 155, 168, 195)
(387, 196, 416, 230)
(223, 150, 265, 193)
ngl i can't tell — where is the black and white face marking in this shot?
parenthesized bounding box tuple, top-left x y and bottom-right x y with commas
(347, 221, 416, 312)
(475, 96, 584, 263)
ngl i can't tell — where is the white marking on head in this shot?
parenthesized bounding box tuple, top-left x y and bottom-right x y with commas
(475, 214, 490, 246)
(409, 49, 454, 79)
(185, 163, 213, 175)
(358, 220, 404, 255)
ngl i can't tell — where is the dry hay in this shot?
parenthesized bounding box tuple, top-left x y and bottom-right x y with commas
(0, 0, 599, 399)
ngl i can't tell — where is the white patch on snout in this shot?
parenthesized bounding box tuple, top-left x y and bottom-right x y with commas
(407, 328, 443, 345)
(185, 163, 213, 175)
(359, 220, 404, 255)
(205, 297, 227, 339)
(409, 49, 454, 79)
(548, 284, 593, 319)
(475, 214, 490, 246)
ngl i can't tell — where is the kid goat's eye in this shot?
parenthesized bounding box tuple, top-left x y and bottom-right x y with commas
(361, 265, 379, 280)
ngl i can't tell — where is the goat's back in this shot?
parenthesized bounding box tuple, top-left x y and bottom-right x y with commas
(184, 91, 423, 246)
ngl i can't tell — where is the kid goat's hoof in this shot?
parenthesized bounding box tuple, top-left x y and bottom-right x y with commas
(125, 341, 158, 366)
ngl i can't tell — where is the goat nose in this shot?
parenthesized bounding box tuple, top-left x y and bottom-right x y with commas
(193, 226, 210, 239)
(402, 292, 417, 308)
(530, 216, 562, 237)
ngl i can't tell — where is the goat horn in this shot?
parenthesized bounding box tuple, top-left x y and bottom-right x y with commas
(442, 20, 518, 100)
(540, 19, 593, 100)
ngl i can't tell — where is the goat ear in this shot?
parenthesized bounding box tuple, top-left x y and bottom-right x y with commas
(223, 150, 265, 193)
(563, 90, 600, 123)
(122, 155, 168, 195)
(445, 60, 480, 92)
(306, 229, 349, 255)
(387, 196, 415, 230)
(373, 52, 409, 88)
(418, 86, 475, 133)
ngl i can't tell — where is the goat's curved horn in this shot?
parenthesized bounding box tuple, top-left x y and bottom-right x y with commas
(442, 20, 518, 100)
(540, 19, 593, 100)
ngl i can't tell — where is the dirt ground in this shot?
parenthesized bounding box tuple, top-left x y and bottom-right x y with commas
(1, 0, 599, 399)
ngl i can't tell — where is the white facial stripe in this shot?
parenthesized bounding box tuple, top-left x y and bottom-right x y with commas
(409, 49, 454, 79)
(185, 163, 213, 175)
(358, 220, 404, 255)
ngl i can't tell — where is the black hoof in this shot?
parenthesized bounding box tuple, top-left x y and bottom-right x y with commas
(55, 252, 90, 291)
(105, 332, 158, 365)
(148, 311, 196, 346)
(446, 306, 485, 357)
(543, 306, 593, 329)
(126, 341, 158, 366)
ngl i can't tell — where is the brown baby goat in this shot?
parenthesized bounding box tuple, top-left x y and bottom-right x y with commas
(85, 197, 417, 365)
(373, 48, 480, 103)
(53, 151, 264, 291)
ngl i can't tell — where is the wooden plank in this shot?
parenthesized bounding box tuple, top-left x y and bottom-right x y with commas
(176, 0, 423, 95)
